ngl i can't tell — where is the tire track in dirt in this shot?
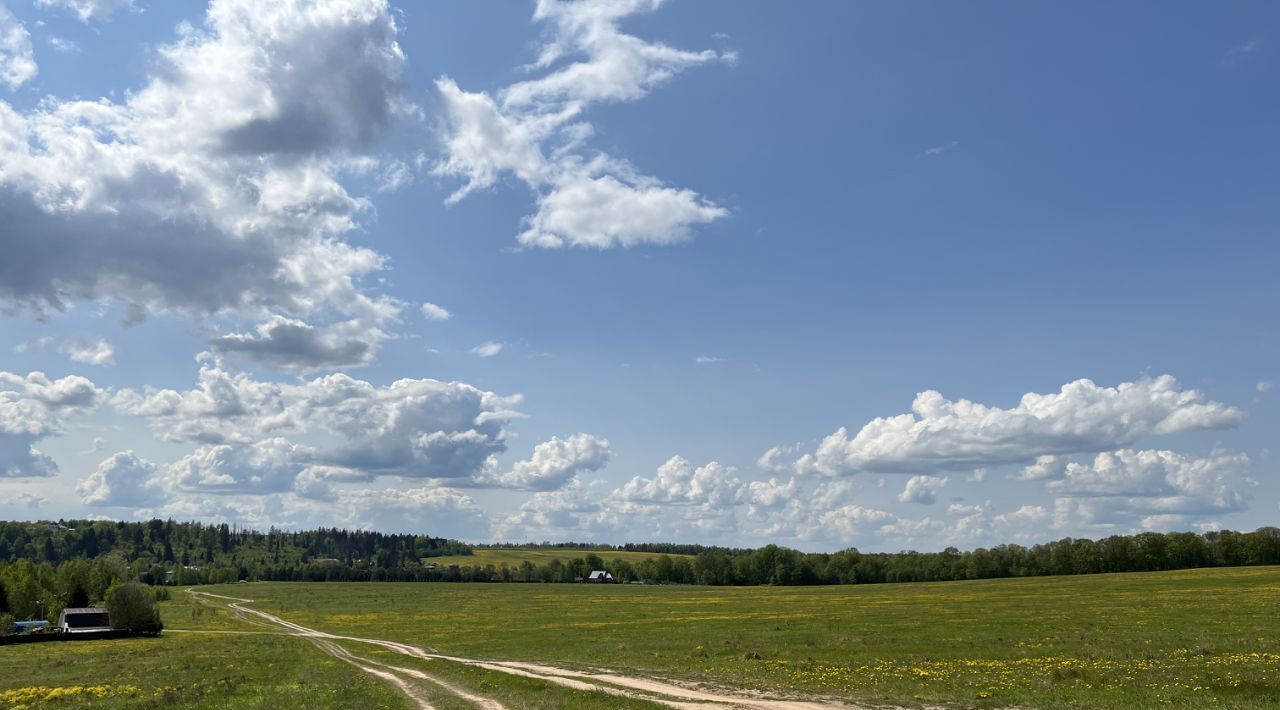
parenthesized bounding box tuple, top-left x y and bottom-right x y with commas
(184, 589, 861, 709)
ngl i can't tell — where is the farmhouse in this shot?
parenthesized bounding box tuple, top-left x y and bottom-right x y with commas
(587, 570, 615, 583)
(58, 608, 112, 634)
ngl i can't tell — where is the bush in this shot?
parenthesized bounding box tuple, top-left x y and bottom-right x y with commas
(106, 582, 163, 636)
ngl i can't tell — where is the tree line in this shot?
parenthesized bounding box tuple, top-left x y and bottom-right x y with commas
(1, 520, 1277, 597)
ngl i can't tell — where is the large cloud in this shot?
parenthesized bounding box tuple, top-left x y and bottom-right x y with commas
(112, 358, 523, 488)
(76, 450, 162, 506)
(1047, 448, 1253, 520)
(0, 0, 408, 369)
(476, 433, 612, 491)
(0, 371, 103, 477)
(785, 376, 1242, 476)
(616, 455, 744, 506)
(0, 5, 36, 90)
(434, 0, 730, 249)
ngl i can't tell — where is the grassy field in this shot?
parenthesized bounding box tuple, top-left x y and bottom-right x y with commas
(423, 547, 692, 567)
(2, 567, 1277, 708)
(199, 567, 1280, 708)
(0, 633, 408, 708)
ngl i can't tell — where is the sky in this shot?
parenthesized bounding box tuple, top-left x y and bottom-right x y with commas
(0, 0, 1276, 552)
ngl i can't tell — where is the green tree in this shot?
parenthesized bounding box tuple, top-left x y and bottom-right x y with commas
(106, 582, 163, 635)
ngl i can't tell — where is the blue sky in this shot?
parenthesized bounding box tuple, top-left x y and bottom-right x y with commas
(0, 0, 1276, 551)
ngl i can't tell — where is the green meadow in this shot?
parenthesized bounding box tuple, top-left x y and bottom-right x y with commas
(1, 566, 1277, 708)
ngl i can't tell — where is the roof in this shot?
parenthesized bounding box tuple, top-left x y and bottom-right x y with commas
(587, 570, 613, 579)
(61, 608, 108, 615)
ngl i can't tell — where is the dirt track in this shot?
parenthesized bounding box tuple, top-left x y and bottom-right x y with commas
(183, 589, 858, 709)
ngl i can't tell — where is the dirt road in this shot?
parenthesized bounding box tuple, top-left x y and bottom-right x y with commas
(183, 589, 857, 710)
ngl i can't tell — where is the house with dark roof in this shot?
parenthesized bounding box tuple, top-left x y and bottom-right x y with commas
(58, 608, 112, 634)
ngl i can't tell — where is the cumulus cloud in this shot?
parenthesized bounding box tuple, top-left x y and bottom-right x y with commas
(1258, 380, 1274, 393)
(617, 455, 744, 506)
(110, 358, 523, 494)
(0, 5, 36, 90)
(470, 341, 503, 358)
(35, 0, 136, 23)
(476, 433, 611, 491)
(898, 474, 948, 504)
(0, 0, 408, 367)
(1047, 448, 1253, 515)
(746, 476, 796, 510)
(499, 455, 748, 542)
(210, 316, 383, 371)
(787, 375, 1241, 476)
(421, 302, 452, 321)
(77, 450, 162, 506)
(59, 337, 115, 366)
(434, 0, 731, 249)
(0, 370, 103, 477)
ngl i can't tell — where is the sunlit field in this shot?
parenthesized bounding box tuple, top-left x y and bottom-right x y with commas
(2, 567, 1276, 708)
(0, 634, 406, 709)
(166, 566, 1279, 708)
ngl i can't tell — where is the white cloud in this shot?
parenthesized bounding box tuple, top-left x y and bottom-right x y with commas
(1047, 449, 1252, 513)
(110, 358, 523, 493)
(59, 337, 115, 366)
(617, 455, 744, 507)
(12, 491, 45, 508)
(471, 341, 504, 358)
(695, 355, 725, 365)
(923, 140, 959, 157)
(898, 474, 948, 505)
(420, 302, 452, 321)
(0, 0, 408, 367)
(1019, 454, 1067, 481)
(14, 336, 51, 353)
(1258, 380, 1274, 393)
(35, 0, 136, 23)
(434, 0, 731, 249)
(46, 36, 78, 53)
(0, 370, 103, 477)
(0, 5, 37, 90)
(815, 504, 896, 541)
(477, 433, 611, 491)
(325, 485, 490, 539)
(746, 476, 796, 510)
(77, 450, 162, 506)
(166, 438, 314, 495)
(788, 375, 1241, 476)
(516, 157, 726, 248)
(210, 315, 388, 372)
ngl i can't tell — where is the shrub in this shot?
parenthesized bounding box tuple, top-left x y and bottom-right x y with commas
(106, 583, 163, 636)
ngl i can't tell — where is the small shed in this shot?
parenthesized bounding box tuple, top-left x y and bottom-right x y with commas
(58, 608, 111, 634)
(587, 570, 614, 583)
(11, 620, 50, 634)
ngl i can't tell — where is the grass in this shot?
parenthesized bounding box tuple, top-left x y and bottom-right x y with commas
(423, 547, 692, 568)
(194, 566, 1280, 708)
(0, 633, 409, 709)
(4, 567, 1277, 708)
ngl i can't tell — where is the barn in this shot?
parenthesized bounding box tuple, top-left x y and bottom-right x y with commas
(58, 608, 112, 634)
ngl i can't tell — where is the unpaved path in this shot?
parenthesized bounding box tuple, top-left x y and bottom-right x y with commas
(182, 589, 859, 709)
